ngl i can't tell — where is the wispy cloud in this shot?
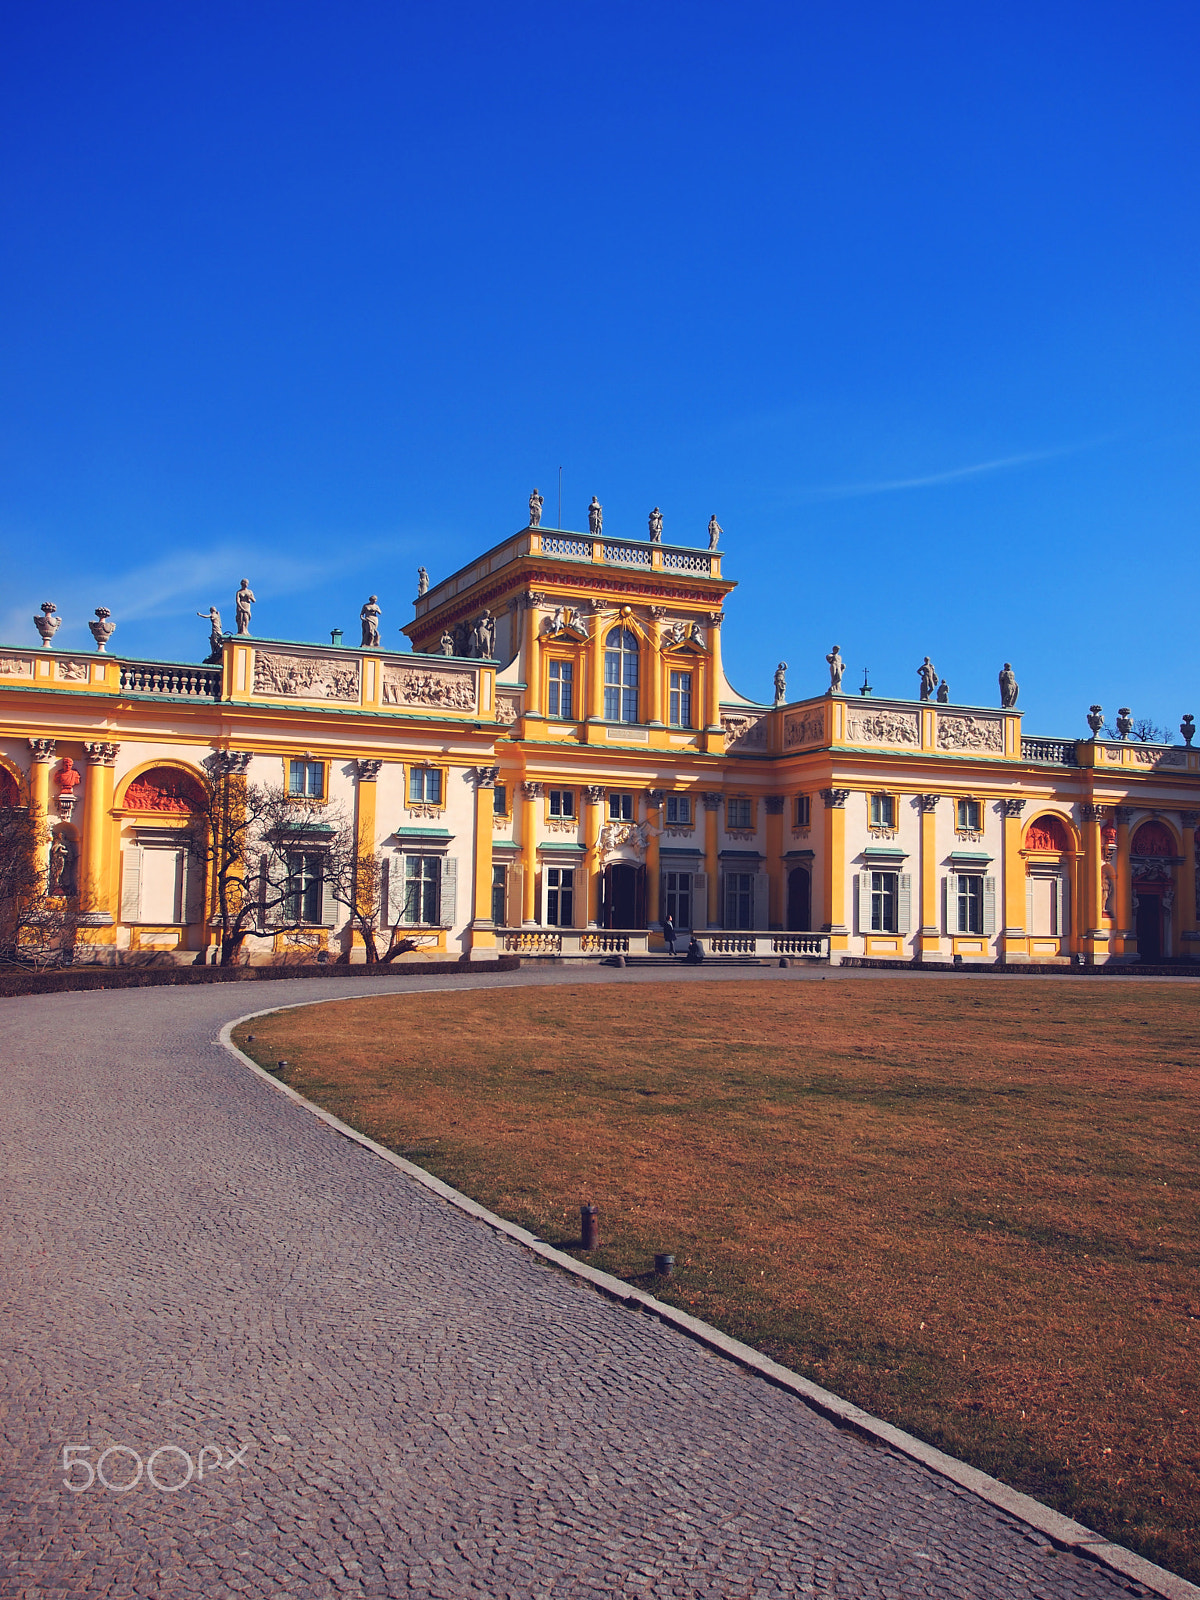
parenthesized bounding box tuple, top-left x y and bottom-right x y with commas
(790, 437, 1114, 504)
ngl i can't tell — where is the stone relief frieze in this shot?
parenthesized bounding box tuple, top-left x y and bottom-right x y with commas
(845, 709, 920, 746)
(936, 714, 1004, 754)
(599, 820, 654, 863)
(56, 660, 89, 682)
(0, 657, 34, 678)
(495, 691, 521, 725)
(382, 664, 476, 712)
(784, 707, 825, 748)
(254, 651, 361, 702)
(1157, 749, 1187, 767)
(722, 713, 767, 750)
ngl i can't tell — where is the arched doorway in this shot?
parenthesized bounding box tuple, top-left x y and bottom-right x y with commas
(1130, 820, 1175, 961)
(1024, 813, 1073, 953)
(601, 863, 645, 929)
(786, 867, 811, 931)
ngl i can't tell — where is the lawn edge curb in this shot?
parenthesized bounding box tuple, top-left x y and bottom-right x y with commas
(217, 992, 1199, 1600)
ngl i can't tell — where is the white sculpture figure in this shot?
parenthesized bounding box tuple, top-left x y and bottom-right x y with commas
(667, 619, 687, 648)
(529, 489, 544, 528)
(648, 507, 663, 542)
(477, 610, 495, 658)
(548, 606, 564, 635)
(417, 567, 429, 597)
(34, 602, 61, 647)
(235, 579, 256, 635)
(360, 596, 382, 648)
(774, 662, 787, 705)
(197, 606, 223, 659)
(826, 645, 845, 692)
(588, 497, 603, 536)
(708, 515, 722, 549)
(439, 629, 455, 656)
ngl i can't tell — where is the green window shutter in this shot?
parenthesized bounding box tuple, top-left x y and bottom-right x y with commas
(897, 873, 912, 935)
(1058, 874, 1069, 938)
(945, 873, 956, 934)
(319, 860, 337, 926)
(853, 871, 862, 934)
(120, 847, 142, 923)
(983, 876, 996, 936)
(182, 846, 205, 925)
(441, 857, 457, 926)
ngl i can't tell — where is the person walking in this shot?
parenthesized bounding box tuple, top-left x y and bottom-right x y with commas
(662, 913, 677, 956)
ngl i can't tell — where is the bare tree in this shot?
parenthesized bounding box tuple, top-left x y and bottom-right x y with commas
(1102, 715, 1173, 743)
(322, 843, 431, 964)
(0, 799, 79, 966)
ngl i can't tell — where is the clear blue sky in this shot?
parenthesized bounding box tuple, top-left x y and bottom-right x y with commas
(2, 2, 1197, 736)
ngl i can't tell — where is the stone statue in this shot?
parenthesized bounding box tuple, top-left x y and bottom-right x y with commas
(826, 645, 845, 693)
(360, 596, 381, 648)
(1115, 707, 1133, 740)
(999, 662, 1018, 708)
(588, 496, 603, 536)
(1087, 704, 1104, 737)
(88, 607, 116, 652)
(917, 658, 939, 701)
(477, 610, 495, 658)
(439, 629, 455, 656)
(34, 602, 61, 647)
(648, 507, 663, 542)
(417, 567, 429, 597)
(666, 618, 687, 648)
(936, 680, 949, 704)
(197, 607, 224, 660)
(1182, 714, 1196, 747)
(529, 489, 544, 528)
(708, 515, 722, 550)
(234, 580, 255, 635)
(49, 833, 77, 896)
(773, 662, 787, 705)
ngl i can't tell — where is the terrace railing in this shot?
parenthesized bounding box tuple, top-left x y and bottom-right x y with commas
(119, 662, 223, 699)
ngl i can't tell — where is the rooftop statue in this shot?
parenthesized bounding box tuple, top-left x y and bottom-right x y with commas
(439, 628, 455, 656)
(34, 602, 61, 647)
(936, 679, 949, 703)
(529, 488, 544, 528)
(999, 661, 1018, 708)
(235, 579, 256, 636)
(826, 645, 845, 693)
(417, 566, 429, 597)
(588, 496, 603, 536)
(88, 607, 116, 652)
(774, 662, 787, 706)
(917, 657, 939, 701)
(197, 606, 223, 661)
(708, 514, 722, 550)
(360, 596, 381, 648)
(648, 507, 663, 542)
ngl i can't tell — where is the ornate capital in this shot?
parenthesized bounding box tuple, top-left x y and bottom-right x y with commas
(207, 750, 253, 778)
(84, 741, 119, 767)
(707, 610, 724, 627)
(649, 606, 669, 621)
(521, 780, 543, 800)
(646, 788, 666, 804)
(701, 791, 723, 811)
(583, 785, 606, 805)
(28, 738, 57, 763)
(355, 759, 383, 782)
(1114, 806, 1134, 824)
(820, 788, 850, 810)
(1003, 798, 1026, 818)
(523, 590, 546, 609)
(473, 765, 499, 789)
(764, 795, 786, 815)
(1081, 804, 1107, 822)
(918, 794, 940, 813)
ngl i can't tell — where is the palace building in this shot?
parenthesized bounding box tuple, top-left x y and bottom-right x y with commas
(2, 516, 1198, 966)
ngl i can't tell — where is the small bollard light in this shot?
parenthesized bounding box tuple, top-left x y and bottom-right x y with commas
(654, 1253, 675, 1278)
(581, 1202, 599, 1251)
(277, 1060, 289, 1073)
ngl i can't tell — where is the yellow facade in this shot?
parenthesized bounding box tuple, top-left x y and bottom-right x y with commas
(2, 520, 1198, 966)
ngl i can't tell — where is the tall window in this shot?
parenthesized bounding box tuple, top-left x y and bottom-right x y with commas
(546, 867, 574, 926)
(725, 872, 754, 929)
(408, 767, 443, 804)
(664, 871, 692, 928)
(604, 627, 639, 723)
(493, 784, 508, 816)
(286, 852, 323, 923)
(957, 875, 983, 934)
(727, 797, 752, 830)
(549, 789, 575, 818)
(870, 794, 896, 829)
(794, 795, 811, 828)
(665, 795, 691, 825)
(403, 856, 441, 924)
(870, 871, 898, 932)
(548, 659, 574, 719)
(956, 798, 981, 832)
(491, 864, 507, 925)
(668, 670, 692, 728)
(288, 760, 324, 799)
(609, 792, 634, 821)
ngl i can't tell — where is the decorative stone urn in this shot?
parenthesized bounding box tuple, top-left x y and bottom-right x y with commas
(34, 602, 60, 647)
(88, 607, 116, 652)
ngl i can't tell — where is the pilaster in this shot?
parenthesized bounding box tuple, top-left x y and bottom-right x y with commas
(79, 742, 119, 935)
(521, 780, 541, 926)
(1081, 803, 1108, 962)
(583, 785, 605, 927)
(702, 791, 721, 927)
(820, 788, 850, 956)
(765, 795, 785, 928)
(917, 794, 941, 959)
(351, 759, 382, 954)
(1181, 811, 1198, 953)
(646, 789, 664, 927)
(1000, 798, 1028, 961)
(1114, 806, 1134, 955)
(469, 766, 499, 955)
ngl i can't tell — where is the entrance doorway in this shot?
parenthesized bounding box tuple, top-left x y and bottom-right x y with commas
(786, 867, 811, 931)
(1135, 893, 1162, 960)
(602, 863, 645, 929)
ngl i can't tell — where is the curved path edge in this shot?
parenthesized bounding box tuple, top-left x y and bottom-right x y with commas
(218, 989, 1200, 1600)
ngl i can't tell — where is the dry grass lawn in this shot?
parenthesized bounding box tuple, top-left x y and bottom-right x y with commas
(234, 977, 1200, 1582)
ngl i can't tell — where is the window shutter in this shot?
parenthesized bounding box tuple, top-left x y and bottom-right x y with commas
(1026, 876, 1034, 936)
(182, 846, 205, 924)
(441, 857, 458, 926)
(897, 873, 912, 935)
(852, 871, 863, 934)
(260, 853, 278, 930)
(944, 874, 955, 934)
(385, 855, 404, 925)
(752, 870, 769, 928)
(120, 847, 142, 923)
(319, 859, 338, 926)
(691, 872, 706, 927)
(983, 876, 996, 936)
(1058, 874, 1069, 939)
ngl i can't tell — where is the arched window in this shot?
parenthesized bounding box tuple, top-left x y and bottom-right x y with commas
(124, 766, 206, 813)
(1131, 820, 1174, 857)
(1025, 813, 1069, 852)
(604, 628, 639, 724)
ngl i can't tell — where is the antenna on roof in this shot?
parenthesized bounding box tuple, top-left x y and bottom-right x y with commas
(558, 466, 562, 530)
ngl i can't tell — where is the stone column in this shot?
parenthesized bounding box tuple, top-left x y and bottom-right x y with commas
(765, 795, 785, 928)
(1114, 806, 1134, 954)
(645, 790, 664, 929)
(352, 760, 382, 958)
(522, 592, 545, 718)
(79, 742, 119, 928)
(647, 611, 666, 727)
(583, 785, 605, 927)
(701, 792, 722, 927)
(1000, 798, 1027, 962)
(1081, 803, 1107, 961)
(820, 788, 850, 958)
(1180, 811, 1198, 951)
(917, 794, 941, 959)
(704, 612, 724, 733)
(28, 738, 55, 829)
(521, 780, 541, 925)
(469, 766, 498, 956)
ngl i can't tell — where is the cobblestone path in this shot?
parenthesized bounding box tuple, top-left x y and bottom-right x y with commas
(0, 971, 1170, 1597)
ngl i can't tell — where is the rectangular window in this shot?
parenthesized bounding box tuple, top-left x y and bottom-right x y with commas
(493, 784, 507, 816)
(609, 792, 633, 821)
(794, 795, 811, 828)
(288, 760, 324, 799)
(548, 659, 574, 720)
(664, 871, 692, 929)
(957, 874, 983, 934)
(668, 670, 692, 728)
(727, 797, 752, 830)
(286, 852, 323, 923)
(548, 789, 575, 819)
(725, 872, 754, 930)
(870, 871, 898, 933)
(491, 863, 507, 926)
(408, 767, 443, 805)
(664, 795, 692, 825)
(956, 798, 981, 832)
(403, 855, 441, 924)
(870, 794, 896, 829)
(546, 867, 574, 926)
